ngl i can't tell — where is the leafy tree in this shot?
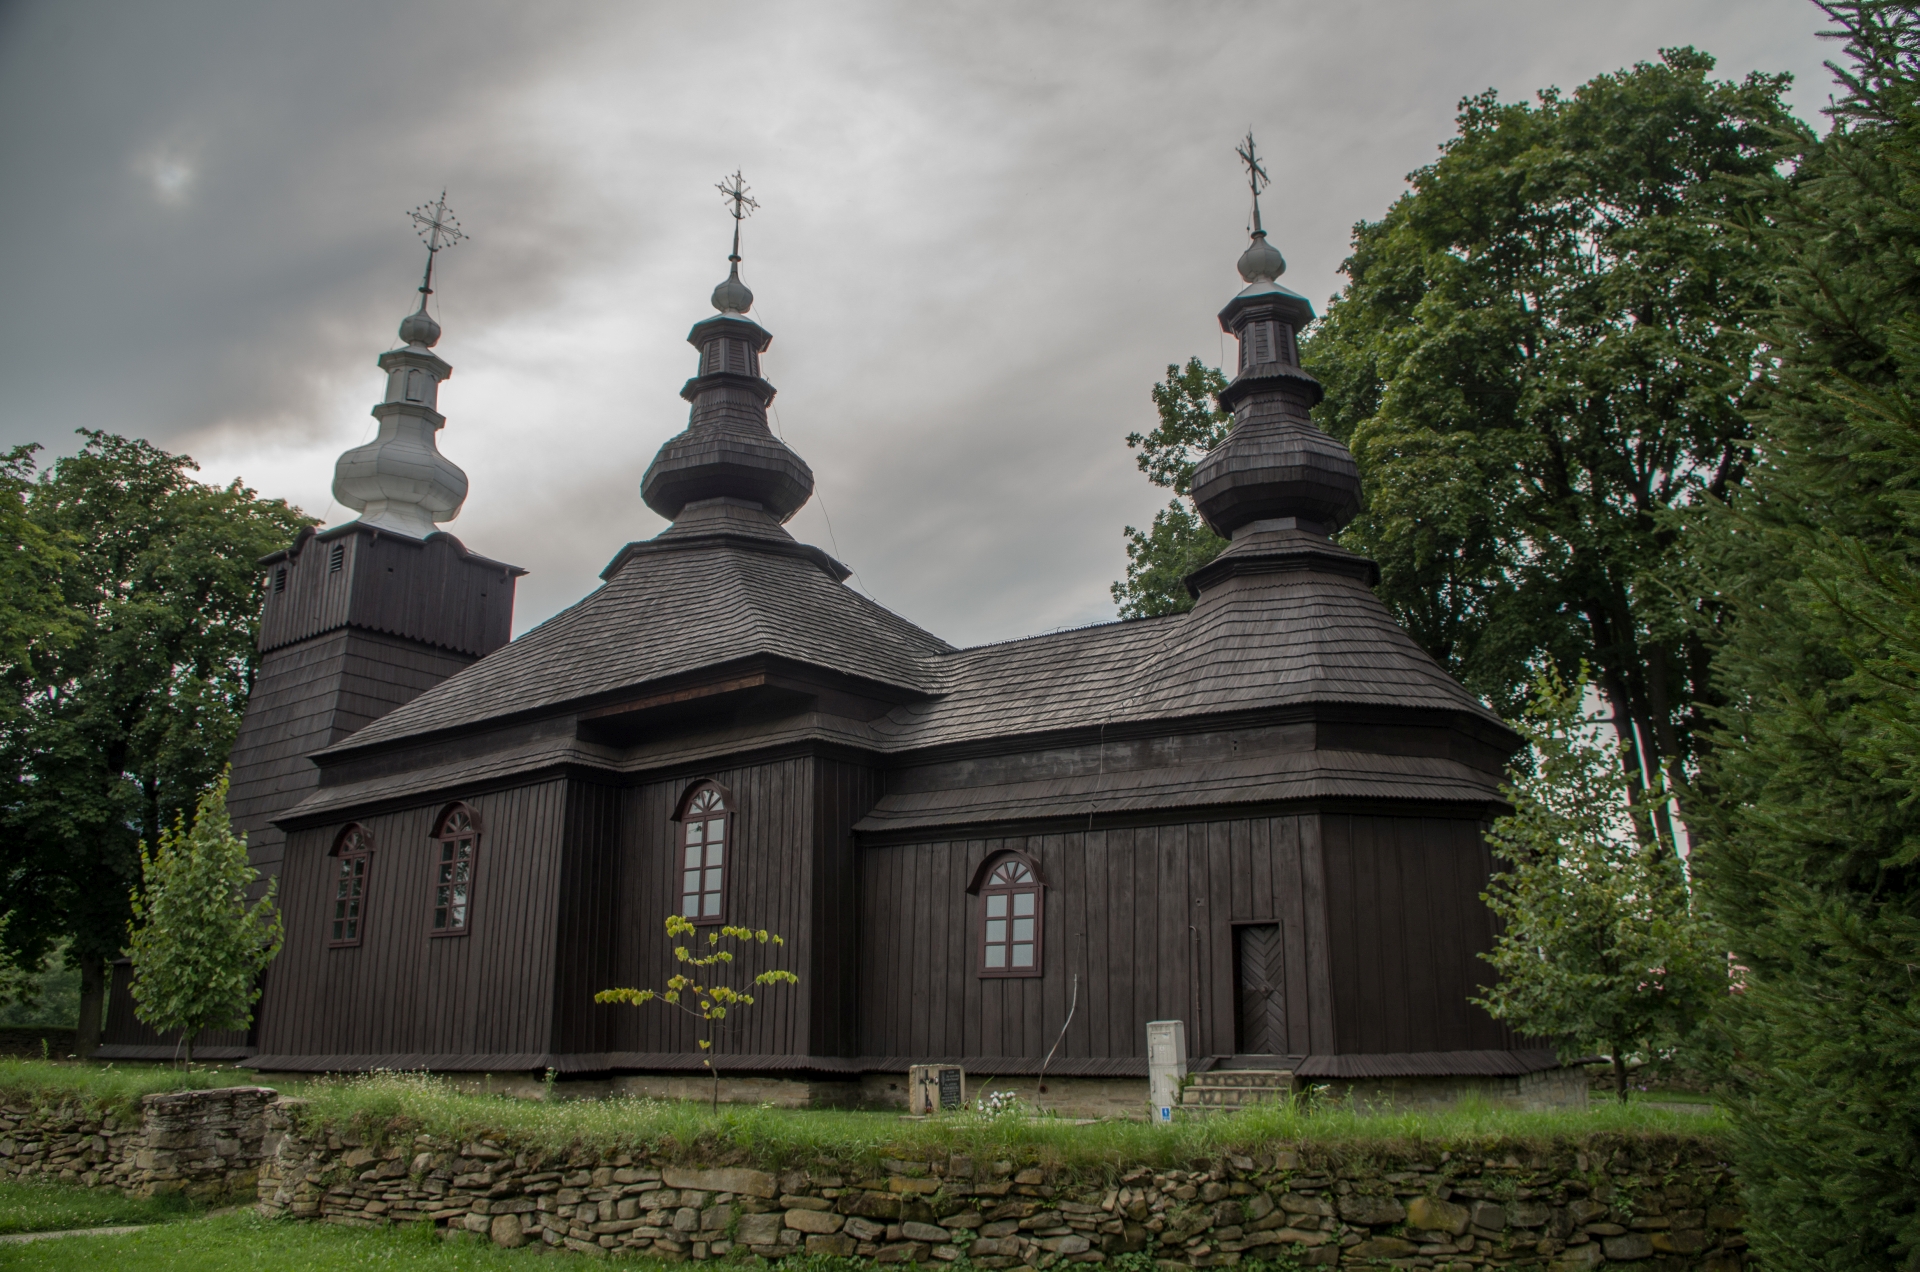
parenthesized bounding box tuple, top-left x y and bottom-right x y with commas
(1302, 49, 1801, 808)
(1689, 4, 1920, 1264)
(597, 916, 798, 1111)
(125, 774, 283, 1067)
(1111, 359, 1230, 618)
(1473, 668, 1725, 1102)
(0, 432, 310, 1053)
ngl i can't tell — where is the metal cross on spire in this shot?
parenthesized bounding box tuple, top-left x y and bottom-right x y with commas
(715, 169, 758, 263)
(407, 191, 468, 300)
(1236, 131, 1270, 236)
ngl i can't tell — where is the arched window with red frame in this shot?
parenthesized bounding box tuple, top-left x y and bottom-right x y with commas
(330, 824, 373, 947)
(431, 804, 480, 935)
(676, 782, 730, 924)
(978, 854, 1043, 976)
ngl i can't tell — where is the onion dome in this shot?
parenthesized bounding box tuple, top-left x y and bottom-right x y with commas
(332, 298, 468, 539)
(1189, 228, 1360, 538)
(641, 197, 814, 524)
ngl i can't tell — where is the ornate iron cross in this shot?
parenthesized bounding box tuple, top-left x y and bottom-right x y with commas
(1236, 132, 1270, 236)
(716, 170, 758, 262)
(407, 191, 468, 298)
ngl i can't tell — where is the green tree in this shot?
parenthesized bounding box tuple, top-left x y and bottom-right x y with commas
(0, 432, 310, 1053)
(125, 774, 283, 1067)
(596, 916, 798, 1111)
(1689, 4, 1920, 1264)
(1474, 668, 1725, 1102)
(1302, 49, 1801, 808)
(1111, 359, 1230, 618)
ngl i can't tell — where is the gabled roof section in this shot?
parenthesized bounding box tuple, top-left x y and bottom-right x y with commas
(325, 524, 952, 755)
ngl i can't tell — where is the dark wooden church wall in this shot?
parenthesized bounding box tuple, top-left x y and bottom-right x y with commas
(599, 758, 821, 1062)
(548, 779, 624, 1056)
(857, 810, 1504, 1064)
(228, 630, 476, 882)
(854, 820, 1298, 1064)
(99, 964, 253, 1057)
(257, 780, 567, 1063)
(809, 759, 880, 1058)
(1319, 811, 1510, 1054)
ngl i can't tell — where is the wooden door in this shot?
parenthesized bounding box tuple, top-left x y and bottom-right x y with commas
(1235, 924, 1287, 1055)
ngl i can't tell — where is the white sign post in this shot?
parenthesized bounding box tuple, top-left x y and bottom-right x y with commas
(1146, 1020, 1187, 1123)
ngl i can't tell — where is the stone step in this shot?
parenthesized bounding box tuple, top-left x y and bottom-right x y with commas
(1194, 1070, 1292, 1089)
(1179, 1071, 1294, 1107)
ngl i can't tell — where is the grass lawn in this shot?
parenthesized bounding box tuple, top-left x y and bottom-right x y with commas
(0, 1178, 195, 1235)
(0, 1057, 1727, 1177)
(0, 1210, 639, 1271)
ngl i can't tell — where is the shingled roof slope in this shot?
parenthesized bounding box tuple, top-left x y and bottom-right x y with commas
(865, 558, 1501, 752)
(331, 533, 953, 752)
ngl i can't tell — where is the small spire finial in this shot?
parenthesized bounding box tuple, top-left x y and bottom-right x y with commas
(407, 191, 468, 305)
(1236, 131, 1270, 237)
(711, 170, 760, 314)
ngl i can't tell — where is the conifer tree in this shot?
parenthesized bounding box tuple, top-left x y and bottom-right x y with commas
(1474, 669, 1724, 1101)
(126, 774, 282, 1067)
(1691, 4, 1920, 1265)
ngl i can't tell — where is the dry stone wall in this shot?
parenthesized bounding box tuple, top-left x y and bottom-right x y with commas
(257, 1101, 1747, 1271)
(0, 1086, 272, 1199)
(0, 1084, 1750, 1270)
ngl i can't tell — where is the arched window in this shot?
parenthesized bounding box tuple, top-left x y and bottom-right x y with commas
(330, 824, 373, 947)
(677, 783, 729, 924)
(979, 855, 1043, 977)
(431, 804, 480, 935)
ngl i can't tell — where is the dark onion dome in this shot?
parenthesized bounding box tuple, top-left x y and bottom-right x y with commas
(1189, 228, 1361, 538)
(640, 262, 815, 524)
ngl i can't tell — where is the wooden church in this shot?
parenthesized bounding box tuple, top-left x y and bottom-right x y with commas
(100, 175, 1570, 1109)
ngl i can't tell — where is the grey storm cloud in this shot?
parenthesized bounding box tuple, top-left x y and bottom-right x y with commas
(0, 0, 1834, 647)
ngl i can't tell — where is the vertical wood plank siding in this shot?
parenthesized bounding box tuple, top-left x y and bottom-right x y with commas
(857, 811, 1508, 1062)
(257, 780, 567, 1059)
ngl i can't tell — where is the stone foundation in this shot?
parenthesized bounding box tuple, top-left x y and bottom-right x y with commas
(0, 1086, 273, 1200)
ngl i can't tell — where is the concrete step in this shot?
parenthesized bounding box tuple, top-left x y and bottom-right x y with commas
(1179, 1070, 1293, 1107)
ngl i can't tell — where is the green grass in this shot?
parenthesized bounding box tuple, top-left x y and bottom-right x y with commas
(0, 1178, 195, 1235)
(0, 1060, 1727, 1178)
(0, 1059, 259, 1119)
(0, 1210, 600, 1270)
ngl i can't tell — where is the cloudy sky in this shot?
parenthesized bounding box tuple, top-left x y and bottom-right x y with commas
(0, 1, 1836, 647)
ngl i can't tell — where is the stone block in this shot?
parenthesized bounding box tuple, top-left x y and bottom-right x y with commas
(787, 1207, 845, 1234)
(1508, 1201, 1551, 1228)
(876, 1241, 932, 1262)
(846, 1217, 887, 1241)
(737, 1213, 785, 1245)
(806, 1234, 858, 1257)
(902, 1221, 949, 1243)
(1548, 1244, 1605, 1271)
(491, 1214, 525, 1248)
(673, 1207, 700, 1233)
(1337, 1194, 1406, 1226)
(1603, 1233, 1655, 1260)
(661, 1166, 777, 1199)
(783, 1193, 833, 1210)
(840, 1191, 901, 1220)
(1407, 1196, 1471, 1236)
(702, 1203, 734, 1231)
(1653, 1229, 1710, 1255)
(889, 1176, 939, 1194)
(971, 1236, 1024, 1257)
(1042, 1234, 1092, 1253)
(1278, 1192, 1332, 1217)
(1347, 1237, 1417, 1259)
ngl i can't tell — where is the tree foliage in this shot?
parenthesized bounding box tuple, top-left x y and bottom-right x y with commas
(1474, 669, 1725, 1101)
(1688, 4, 1920, 1264)
(0, 432, 309, 1050)
(1303, 50, 1801, 802)
(1111, 360, 1230, 618)
(126, 774, 283, 1067)
(596, 915, 798, 1109)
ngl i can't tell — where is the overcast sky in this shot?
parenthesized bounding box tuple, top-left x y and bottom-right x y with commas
(0, 1, 1838, 647)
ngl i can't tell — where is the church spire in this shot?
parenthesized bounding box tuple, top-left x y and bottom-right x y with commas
(332, 194, 471, 538)
(641, 172, 815, 525)
(1188, 135, 1359, 540)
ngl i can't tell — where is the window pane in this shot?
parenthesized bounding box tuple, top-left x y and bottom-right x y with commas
(986, 894, 1007, 917)
(703, 893, 721, 917)
(985, 946, 1006, 969)
(683, 870, 700, 894)
(705, 840, 723, 866)
(985, 919, 1006, 944)
(1010, 863, 1032, 882)
(683, 893, 699, 914)
(1013, 891, 1035, 916)
(687, 821, 704, 844)
(451, 902, 467, 928)
(1012, 917, 1034, 942)
(1012, 943, 1034, 968)
(701, 868, 721, 893)
(685, 843, 701, 869)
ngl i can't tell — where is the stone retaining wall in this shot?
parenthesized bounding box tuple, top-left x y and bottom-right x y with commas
(0, 1086, 273, 1200)
(0, 1083, 1749, 1270)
